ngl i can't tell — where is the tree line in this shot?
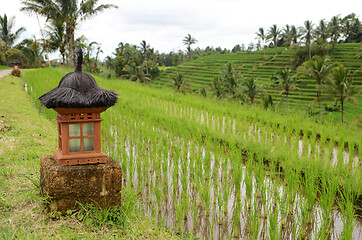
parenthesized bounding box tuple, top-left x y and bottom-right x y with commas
(0, 0, 117, 69)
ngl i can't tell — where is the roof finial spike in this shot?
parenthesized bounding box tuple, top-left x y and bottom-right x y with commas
(75, 48, 83, 72)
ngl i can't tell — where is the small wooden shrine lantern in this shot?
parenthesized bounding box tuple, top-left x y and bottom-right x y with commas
(39, 48, 117, 166)
(12, 60, 20, 70)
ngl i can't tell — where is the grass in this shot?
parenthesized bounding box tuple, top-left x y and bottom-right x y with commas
(0, 65, 11, 70)
(0, 73, 178, 239)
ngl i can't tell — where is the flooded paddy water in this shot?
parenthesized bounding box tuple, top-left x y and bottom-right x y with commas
(103, 106, 361, 239)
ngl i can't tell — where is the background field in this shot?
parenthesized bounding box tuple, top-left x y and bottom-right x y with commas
(154, 43, 362, 124)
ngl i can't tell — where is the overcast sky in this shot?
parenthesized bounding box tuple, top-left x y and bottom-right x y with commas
(0, 0, 361, 60)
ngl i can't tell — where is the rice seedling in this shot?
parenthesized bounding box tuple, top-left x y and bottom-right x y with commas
(21, 68, 362, 239)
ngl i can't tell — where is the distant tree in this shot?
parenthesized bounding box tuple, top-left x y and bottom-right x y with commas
(93, 44, 102, 72)
(15, 37, 44, 68)
(232, 44, 242, 53)
(0, 14, 26, 64)
(183, 33, 197, 60)
(282, 24, 292, 47)
(267, 24, 280, 47)
(45, 19, 66, 64)
(171, 72, 188, 93)
(342, 13, 361, 43)
(104, 55, 115, 70)
(256, 40, 261, 50)
(325, 64, 361, 124)
(297, 55, 335, 123)
(247, 42, 254, 52)
(139, 40, 150, 61)
(329, 15, 341, 43)
(221, 63, 242, 97)
(271, 68, 300, 112)
(256, 27, 266, 59)
(314, 19, 329, 43)
(0, 41, 5, 63)
(21, 0, 117, 66)
(241, 44, 246, 52)
(210, 76, 225, 99)
(125, 62, 151, 83)
(239, 77, 264, 104)
(172, 53, 180, 66)
(301, 20, 314, 59)
(139, 40, 151, 74)
(78, 38, 98, 72)
(290, 25, 300, 47)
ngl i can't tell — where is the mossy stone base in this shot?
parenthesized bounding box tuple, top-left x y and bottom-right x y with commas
(40, 155, 122, 213)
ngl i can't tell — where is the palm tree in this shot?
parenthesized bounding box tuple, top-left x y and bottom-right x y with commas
(342, 13, 361, 43)
(210, 76, 225, 99)
(0, 14, 26, 64)
(329, 16, 341, 43)
(183, 34, 197, 60)
(256, 27, 266, 59)
(301, 20, 314, 59)
(171, 72, 188, 93)
(267, 24, 280, 47)
(0, 41, 5, 63)
(240, 77, 264, 104)
(221, 63, 242, 97)
(139, 40, 151, 74)
(45, 19, 66, 64)
(15, 37, 45, 68)
(290, 25, 300, 47)
(104, 55, 115, 70)
(297, 55, 335, 123)
(325, 65, 360, 124)
(139, 40, 150, 61)
(282, 24, 292, 47)
(271, 68, 300, 112)
(21, 0, 117, 66)
(125, 62, 151, 83)
(314, 19, 329, 43)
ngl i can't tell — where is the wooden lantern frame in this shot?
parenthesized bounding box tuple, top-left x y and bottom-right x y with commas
(53, 107, 108, 166)
(13, 60, 20, 70)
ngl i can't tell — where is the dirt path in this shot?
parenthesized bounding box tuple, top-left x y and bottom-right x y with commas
(0, 69, 12, 79)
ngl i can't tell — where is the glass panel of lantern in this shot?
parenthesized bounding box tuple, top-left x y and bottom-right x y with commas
(83, 138, 94, 151)
(69, 139, 81, 152)
(69, 124, 80, 137)
(83, 123, 94, 136)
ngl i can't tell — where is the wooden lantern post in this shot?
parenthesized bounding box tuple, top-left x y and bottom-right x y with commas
(12, 60, 20, 70)
(12, 60, 21, 77)
(38, 48, 121, 214)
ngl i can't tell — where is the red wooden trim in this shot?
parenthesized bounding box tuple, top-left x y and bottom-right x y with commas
(54, 107, 108, 114)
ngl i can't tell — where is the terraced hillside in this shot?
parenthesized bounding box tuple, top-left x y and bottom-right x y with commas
(155, 43, 362, 120)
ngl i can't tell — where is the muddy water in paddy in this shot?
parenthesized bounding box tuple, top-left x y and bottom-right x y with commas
(106, 123, 361, 239)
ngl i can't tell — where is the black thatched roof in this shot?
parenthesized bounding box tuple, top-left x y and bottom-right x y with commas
(39, 48, 118, 109)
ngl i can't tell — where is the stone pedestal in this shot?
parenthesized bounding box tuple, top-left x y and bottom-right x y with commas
(40, 155, 122, 213)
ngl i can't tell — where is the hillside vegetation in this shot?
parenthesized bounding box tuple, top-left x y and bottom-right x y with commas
(155, 43, 362, 122)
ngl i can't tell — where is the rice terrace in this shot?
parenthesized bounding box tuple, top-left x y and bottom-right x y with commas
(0, 0, 362, 239)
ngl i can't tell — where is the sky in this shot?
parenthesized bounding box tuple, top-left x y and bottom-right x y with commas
(0, 0, 361, 61)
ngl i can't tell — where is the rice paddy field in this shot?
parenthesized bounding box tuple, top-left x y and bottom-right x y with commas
(24, 67, 361, 239)
(155, 43, 362, 123)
